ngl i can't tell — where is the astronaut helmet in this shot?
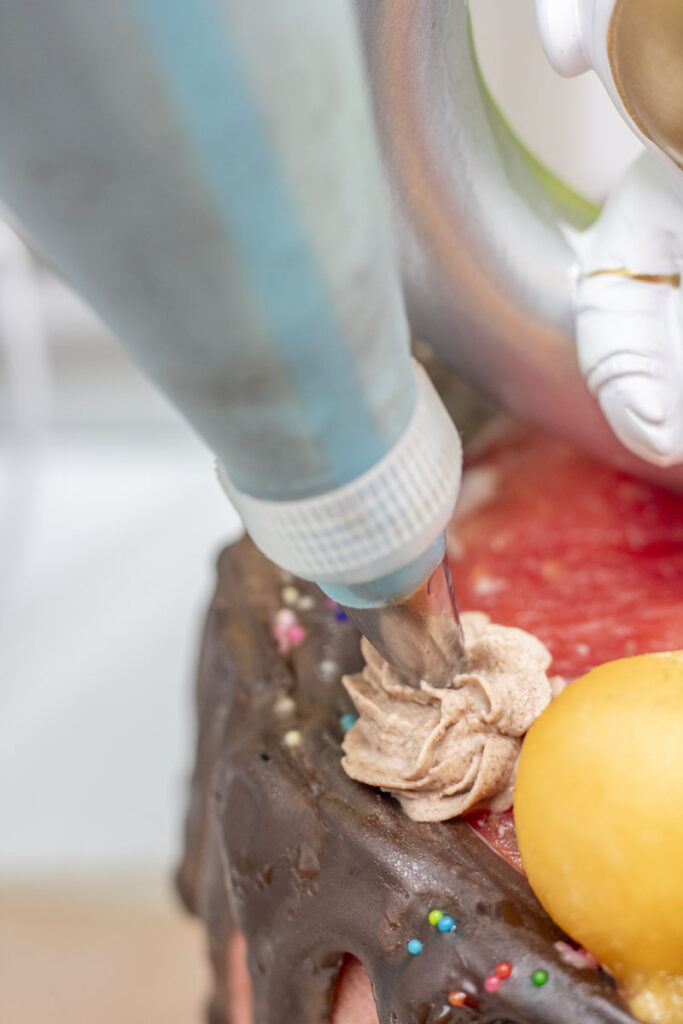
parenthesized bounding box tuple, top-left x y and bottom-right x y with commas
(535, 0, 683, 168)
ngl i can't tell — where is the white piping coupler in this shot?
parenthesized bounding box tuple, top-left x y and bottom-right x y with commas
(218, 361, 462, 585)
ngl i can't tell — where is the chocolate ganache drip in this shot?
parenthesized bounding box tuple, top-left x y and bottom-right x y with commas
(177, 537, 637, 1024)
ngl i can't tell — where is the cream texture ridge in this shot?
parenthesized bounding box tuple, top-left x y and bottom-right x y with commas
(341, 611, 559, 821)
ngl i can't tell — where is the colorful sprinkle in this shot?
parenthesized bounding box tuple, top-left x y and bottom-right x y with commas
(273, 609, 299, 652)
(273, 611, 306, 653)
(281, 585, 300, 605)
(318, 658, 339, 682)
(283, 729, 302, 748)
(447, 990, 467, 1007)
(428, 909, 444, 926)
(494, 961, 512, 979)
(436, 915, 456, 933)
(288, 624, 307, 647)
(335, 608, 349, 622)
(407, 939, 423, 955)
(274, 608, 297, 630)
(553, 941, 599, 970)
(297, 594, 315, 611)
(339, 713, 357, 733)
(273, 696, 296, 716)
(484, 975, 501, 993)
(531, 969, 549, 987)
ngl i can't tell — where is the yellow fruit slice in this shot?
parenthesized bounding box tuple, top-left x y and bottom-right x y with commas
(514, 652, 683, 1023)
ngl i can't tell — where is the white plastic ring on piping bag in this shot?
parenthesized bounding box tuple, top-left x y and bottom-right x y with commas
(217, 361, 462, 585)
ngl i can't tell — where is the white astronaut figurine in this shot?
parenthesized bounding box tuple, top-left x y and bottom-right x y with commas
(536, 0, 683, 466)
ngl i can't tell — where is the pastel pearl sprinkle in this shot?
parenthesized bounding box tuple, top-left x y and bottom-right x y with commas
(436, 915, 456, 933)
(274, 609, 297, 630)
(281, 585, 300, 605)
(428, 909, 444, 926)
(283, 730, 302, 748)
(553, 941, 599, 970)
(318, 659, 339, 682)
(339, 713, 357, 733)
(273, 696, 296, 716)
(272, 609, 305, 653)
(288, 624, 307, 647)
(297, 594, 315, 611)
(484, 975, 501, 993)
(407, 939, 423, 955)
(531, 969, 549, 987)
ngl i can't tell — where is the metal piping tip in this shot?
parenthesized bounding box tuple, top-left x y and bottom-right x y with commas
(342, 554, 466, 688)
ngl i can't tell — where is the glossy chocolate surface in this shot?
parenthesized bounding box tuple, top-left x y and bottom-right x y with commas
(178, 538, 637, 1024)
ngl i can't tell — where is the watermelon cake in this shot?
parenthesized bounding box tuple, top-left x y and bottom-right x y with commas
(178, 420, 683, 1024)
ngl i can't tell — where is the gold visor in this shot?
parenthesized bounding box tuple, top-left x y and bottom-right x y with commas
(609, 0, 683, 167)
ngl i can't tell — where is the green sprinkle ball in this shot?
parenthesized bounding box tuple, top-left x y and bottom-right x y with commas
(428, 909, 444, 926)
(532, 969, 549, 987)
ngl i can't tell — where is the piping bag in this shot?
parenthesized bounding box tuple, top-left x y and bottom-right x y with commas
(0, 0, 464, 686)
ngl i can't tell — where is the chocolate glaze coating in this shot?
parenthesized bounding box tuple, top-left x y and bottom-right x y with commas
(177, 537, 637, 1024)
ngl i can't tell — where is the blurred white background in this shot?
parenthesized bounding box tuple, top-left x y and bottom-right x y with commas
(0, 0, 643, 894)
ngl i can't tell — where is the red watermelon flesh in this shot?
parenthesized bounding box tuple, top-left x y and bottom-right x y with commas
(453, 425, 683, 867)
(449, 425, 683, 681)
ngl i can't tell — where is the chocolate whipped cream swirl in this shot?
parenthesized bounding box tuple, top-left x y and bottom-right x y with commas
(342, 612, 558, 822)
